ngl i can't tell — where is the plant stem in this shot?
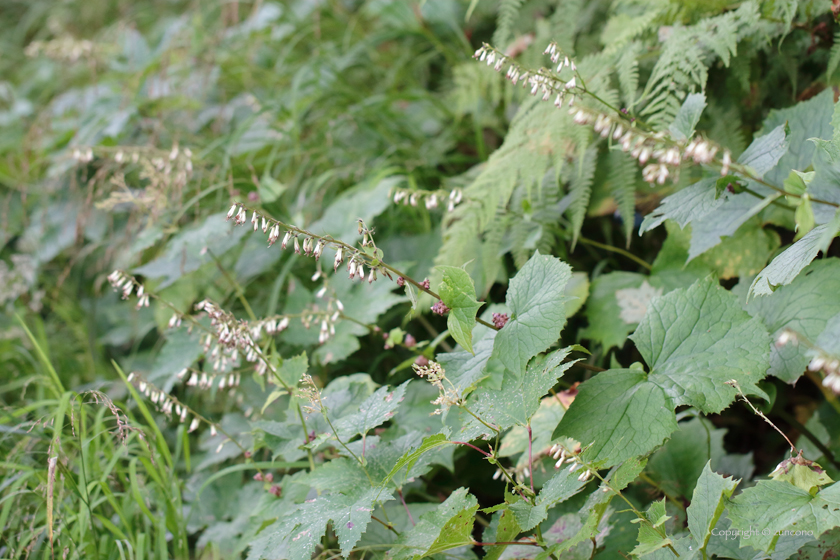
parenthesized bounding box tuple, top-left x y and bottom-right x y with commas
(577, 237, 652, 270)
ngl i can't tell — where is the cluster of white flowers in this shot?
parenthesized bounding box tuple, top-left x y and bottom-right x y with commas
(226, 204, 393, 287)
(195, 299, 260, 370)
(474, 41, 734, 186)
(811, 352, 840, 393)
(474, 42, 579, 108)
(127, 372, 193, 425)
(125, 373, 225, 447)
(392, 188, 463, 212)
(177, 367, 240, 392)
(548, 443, 593, 482)
(25, 36, 96, 63)
(107, 270, 149, 308)
(570, 107, 731, 185)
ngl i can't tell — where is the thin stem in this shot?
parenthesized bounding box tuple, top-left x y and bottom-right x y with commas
(577, 237, 651, 270)
(207, 249, 257, 321)
(527, 424, 535, 494)
(638, 472, 685, 512)
(397, 489, 415, 526)
(451, 441, 492, 458)
(728, 381, 796, 454)
(295, 402, 317, 472)
(472, 541, 539, 547)
(233, 203, 502, 332)
(369, 516, 400, 536)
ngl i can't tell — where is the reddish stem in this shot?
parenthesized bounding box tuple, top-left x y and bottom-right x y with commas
(451, 441, 492, 458)
(397, 488, 415, 526)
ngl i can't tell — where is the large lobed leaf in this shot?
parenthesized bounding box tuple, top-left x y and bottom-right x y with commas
(555, 278, 769, 466)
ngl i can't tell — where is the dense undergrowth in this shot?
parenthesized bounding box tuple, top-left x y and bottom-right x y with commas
(4, 0, 840, 559)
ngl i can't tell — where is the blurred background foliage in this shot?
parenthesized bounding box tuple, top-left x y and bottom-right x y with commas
(3, 0, 840, 559)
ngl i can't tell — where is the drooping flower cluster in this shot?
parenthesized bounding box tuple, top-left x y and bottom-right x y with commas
(570, 107, 731, 185)
(178, 367, 241, 392)
(107, 270, 150, 308)
(548, 443, 592, 482)
(473, 42, 579, 108)
(225, 204, 394, 286)
(392, 187, 463, 212)
(83, 144, 195, 213)
(25, 36, 97, 63)
(473, 41, 733, 186)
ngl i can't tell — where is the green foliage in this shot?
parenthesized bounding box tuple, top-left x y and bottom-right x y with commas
(6, 1, 840, 559)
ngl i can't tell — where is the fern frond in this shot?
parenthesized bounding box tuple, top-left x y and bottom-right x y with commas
(829, 30, 840, 81)
(639, 2, 760, 128)
(567, 145, 598, 248)
(606, 150, 638, 246)
(616, 42, 642, 109)
(549, 0, 585, 54)
(493, 0, 524, 50)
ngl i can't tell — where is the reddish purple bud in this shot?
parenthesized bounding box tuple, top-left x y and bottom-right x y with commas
(397, 277, 405, 287)
(264, 473, 274, 483)
(253, 473, 264, 481)
(421, 278, 430, 290)
(248, 191, 259, 202)
(492, 312, 509, 329)
(404, 334, 416, 348)
(414, 355, 429, 367)
(431, 301, 450, 315)
(269, 485, 282, 497)
(244, 450, 252, 459)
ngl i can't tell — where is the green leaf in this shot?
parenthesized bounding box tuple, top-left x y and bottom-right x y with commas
(564, 271, 590, 319)
(481, 506, 522, 560)
(630, 278, 770, 413)
(437, 266, 483, 354)
(687, 462, 739, 554)
(726, 480, 840, 552)
(553, 369, 678, 468)
(257, 175, 286, 203)
(485, 252, 571, 382)
(646, 417, 727, 500)
(509, 465, 589, 530)
(278, 351, 308, 387)
(758, 89, 834, 187)
(632, 499, 672, 557)
(749, 225, 832, 297)
(379, 432, 451, 490)
(436, 331, 495, 405)
(738, 123, 789, 178)
(247, 487, 394, 560)
(334, 380, 410, 440)
(744, 259, 840, 383)
(668, 92, 706, 141)
(460, 347, 575, 440)
(390, 488, 478, 560)
(770, 453, 834, 495)
(558, 279, 769, 466)
(581, 271, 647, 350)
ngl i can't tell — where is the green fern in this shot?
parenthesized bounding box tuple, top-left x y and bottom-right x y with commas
(616, 42, 642, 109)
(640, 2, 761, 128)
(493, 0, 524, 49)
(567, 145, 598, 248)
(829, 30, 840, 81)
(606, 150, 638, 246)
